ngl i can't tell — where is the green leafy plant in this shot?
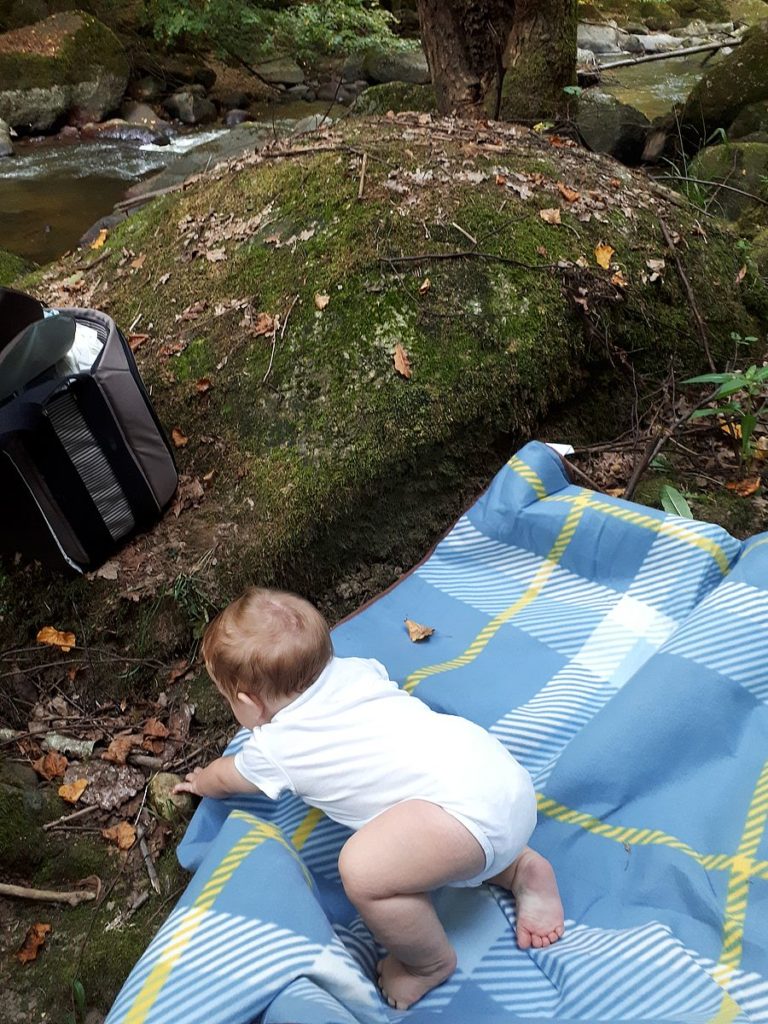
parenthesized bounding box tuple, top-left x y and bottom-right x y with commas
(65, 979, 86, 1024)
(659, 484, 693, 518)
(684, 364, 768, 466)
(563, 85, 583, 97)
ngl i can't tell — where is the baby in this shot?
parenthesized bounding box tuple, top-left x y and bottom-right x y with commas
(175, 588, 564, 1009)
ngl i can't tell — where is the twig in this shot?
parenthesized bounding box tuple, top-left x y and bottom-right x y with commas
(43, 805, 99, 831)
(137, 826, 161, 895)
(77, 249, 111, 272)
(659, 217, 715, 372)
(357, 152, 368, 201)
(262, 293, 298, 385)
(382, 250, 555, 271)
(599, 38, 741, 70)
(0, 882, 96, 907)
(656, 175, 768, 207)
(451, 222, 477, 246)
(565, 460, 602, 491)
(280, 293, 300, 341)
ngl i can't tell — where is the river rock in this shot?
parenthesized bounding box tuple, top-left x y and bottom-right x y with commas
(728, 0, 768, 25)
(616, 31, 644, 53)
(363, 47, 430, 84)
(139, 55, 216, 92)
(729, 98, 768, 136)
(576, 90, 650, 164)
(678, 19, 768, 147)
(689, 140, 768, 217)
(130, 75, 163, 103)
(353, 81, 435, 116)
(121, 100, 168, 130)
(148, 771, 193, 821)
(0, 116, 13, 156)
(253, 57, 304, 86)
(0, 12, 129, 132)
(163, 90, 217, 125)
(636, 32, 684, 52)
(576, 22, 621, 54)
(81, 118, 169, 145)
(225, 108, 250, 127)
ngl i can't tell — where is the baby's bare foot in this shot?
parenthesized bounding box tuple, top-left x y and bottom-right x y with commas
(507, 848, 564, 950)
(377, 950, 457, 1010)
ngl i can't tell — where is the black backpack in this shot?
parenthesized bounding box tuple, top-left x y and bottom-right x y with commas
(0, 287, 178, 573)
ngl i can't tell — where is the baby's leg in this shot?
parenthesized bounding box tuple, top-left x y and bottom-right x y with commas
(338, 799, 486, 1010)
(489, 847, 564, 949)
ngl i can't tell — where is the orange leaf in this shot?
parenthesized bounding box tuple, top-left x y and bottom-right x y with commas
(314, 293, 330, 311)
(102, 821, 136, 850)
(393, 344, 412, 379)
(102, 735, 135, 765)
(58, 778, 88, 804)
(194, 377, 213, 395)
(143, 717, 169, 738)
(36, 626, 76, 653)
(251, 312, 275, 337)
(127, 333, 149, 353)
(495, 173, 507, 185)
(90, 229, 108, 250)
(404, 618, 434, 642)
(726, 477, 761, 497)
(32, 751, 68, 781)
(557, 182, 580, 203)
(611, 270, 628, 288)
(171, 428, 189, 448)
(539, 208, 561, 225)
(130, 253, 146, 270)
(16, 923, 51, 964)
(595, 242, 615, 269)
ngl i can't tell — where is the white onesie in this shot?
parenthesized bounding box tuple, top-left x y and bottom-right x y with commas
(233, 655, 537, 885)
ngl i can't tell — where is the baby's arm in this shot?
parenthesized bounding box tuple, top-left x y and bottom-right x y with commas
(173, 756, 262, 799)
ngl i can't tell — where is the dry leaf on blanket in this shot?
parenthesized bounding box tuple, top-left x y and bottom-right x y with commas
(404, 618, 435, 642)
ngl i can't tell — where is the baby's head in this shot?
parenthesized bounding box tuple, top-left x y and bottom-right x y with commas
(201, 587, 332, 726)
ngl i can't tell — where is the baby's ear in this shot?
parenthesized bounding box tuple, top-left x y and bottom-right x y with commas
(237, 691, 258, 708)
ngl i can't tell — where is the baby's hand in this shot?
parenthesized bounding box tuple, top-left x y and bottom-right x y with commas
(173, 766, 205, 796)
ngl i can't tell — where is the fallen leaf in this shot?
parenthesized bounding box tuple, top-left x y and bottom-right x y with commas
(393, 343, 412, 379)
(171, 428, 189, 448)
(32, 751, 68, 781)
(646, 257, 665, 282)
(249, 311, 275, 337)
(95, 560, 119, 581)
(719, 418, 742, 440)
(735, 264, 747, 285)
(16, 923, 51, 964)
(194, 377, 213, 395)
(611, 270, 629, 288)
(36, 627, 76, 653)
(158, 272, 171, 285)
(726, 477, 760, 497)
(58, 778, 88, 804)
(143, 718, 169, 739)
(102, 821, 136, 851)
(168, 658, 192, 684)
(539, 208, 561, 225)
(130, 253, 146, 270)
(557, 182, 580, 203)
(604, 487, 625, 497)
(419, 278, 431, 294)
(178, 300, 207, 322)
(314, 293, 330, 311)
(127, 333, 149, 353)
(404, 618, 434, 642)
(594, 242, 615, 269)
(754, 436, 768, 461)
(101, 735, 135, 765)
(205, 248, 227, 263)
(495, 173, 507, 186)
(90, 229, 108, 250)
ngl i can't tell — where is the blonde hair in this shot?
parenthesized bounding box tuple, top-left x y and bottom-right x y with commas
(202, 588, 332, 701)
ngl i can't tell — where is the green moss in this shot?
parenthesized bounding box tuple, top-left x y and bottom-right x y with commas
(0, 247, 28, 286)
(688, 141, 768, 219)
(353, 81, 436, 115)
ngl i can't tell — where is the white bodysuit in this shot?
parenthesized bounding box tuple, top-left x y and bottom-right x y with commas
(233, 656, 537, 885)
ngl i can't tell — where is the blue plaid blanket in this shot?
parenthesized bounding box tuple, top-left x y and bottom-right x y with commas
(107, 442, 768, 1024)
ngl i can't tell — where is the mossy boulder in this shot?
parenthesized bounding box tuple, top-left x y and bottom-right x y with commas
(677, 19, 768, 149)
(576, 90, 651, 163)
(729, 98, 768, 138)
(728, 0, 768, 25)
(7, 115, 766, 688)
(353, 80, 435, 115)
(0, 11, 128, 131)
(688, 140, 768, 217)
(0, 247, 28, 285)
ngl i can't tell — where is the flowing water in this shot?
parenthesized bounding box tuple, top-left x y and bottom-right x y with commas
(599, 51, 724, 120)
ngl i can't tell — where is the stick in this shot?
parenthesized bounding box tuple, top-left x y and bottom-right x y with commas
(451, 221, 478, 246)
(599, 39, 741, 71)
(357, 152, 368, 201)
(565, 460, 602, 491)
(0, 882, 96, 907)
(659, 217, 715, 372)
(78, 249, 111, 272)
(656, 174, 768, 207)
(137, 826, 161, 895)
(42, 805, 99, 831)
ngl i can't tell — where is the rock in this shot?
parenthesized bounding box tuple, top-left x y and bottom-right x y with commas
(214, 88, 249, 110)
(0, 760, 38, 790)
(163, 90, 217, 125)
(120, 100, 167, 130)
(342, 53, 368, 83)
(353, 81, 436, 116)
(678, 19, 768, 147)
(577, 47, 599, 66)
(137, 55, 216, 92)
(148, 772, 193, 821)
(670, 18, 710, 35)
(130, 75, 163, 103)
(636, 32, 684, 51)
(253, 57, 304, 86)
(730, 98, 768, 136)
(363, 46, 430, 84)
(80, 118, 169, 145)
(79, 211, 127, 248)
(688, 140, 768, 217)
(728, 0, 768, 24)
(286, 84, 310, 100)
(576, 90, 650, 163)
(316, 80, 345, 102)
(225, 108, 250, 127)
(617, 31, 645, 52)
(62, 760, 144, 810)
(0, 12, 129, 132)
(346, 79, 369, 97)
(577, 22, 622, 53)
(291, 113, 330, 134)
(0, 115, 13, 156)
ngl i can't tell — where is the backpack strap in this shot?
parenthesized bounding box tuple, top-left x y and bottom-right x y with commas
(0, 287, 47, 353)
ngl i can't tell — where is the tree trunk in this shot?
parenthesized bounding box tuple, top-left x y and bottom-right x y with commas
(417, 0, 576, 122)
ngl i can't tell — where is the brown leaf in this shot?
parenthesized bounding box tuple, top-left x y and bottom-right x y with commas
(495, 173, 507, 186)
(595, 242, 615, 269)
(130, 253, 146, 271)
(178, 300, 207, 322)
(171, 428, 189, 448)
(205, 248, 227, 263)
(726, 477, 761, 497)
(314, 293, 330, 311)
(539, 208, 561, 225)
(419, 278, 431, 294)
(36, 627, 76, 653)
(611, 270, 629, 288)
(95, 560, 119, 581)
(143, 718, 169, 739)
(127, 333, 149, 353)
(33, 751, 68, 781)
(393, 344, 412, 379)
(168, 659, 192, 684)
(194, 377, 213, 395)
(557, 182, 580, 203)
(735, 264, 747, 285)
(250, 312, 275, 337)
(90, 229, 108, 251)
(404, 618, 434, 642)
(16, 923, 51, 964)
(102, 736, 135, 765)
(58, 778, 88, 804)
(102, 821, 136, 850)
(202, 469, 216, 485)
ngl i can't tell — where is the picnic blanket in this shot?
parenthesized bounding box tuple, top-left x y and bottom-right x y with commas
(106, 441, 768, 1024)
